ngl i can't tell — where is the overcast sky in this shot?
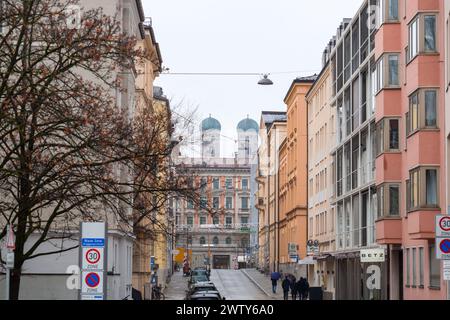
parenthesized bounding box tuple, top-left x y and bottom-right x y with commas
(143, 0, 363, 157)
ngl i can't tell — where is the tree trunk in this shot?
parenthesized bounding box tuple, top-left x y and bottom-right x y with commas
(10, 267, 22, 300)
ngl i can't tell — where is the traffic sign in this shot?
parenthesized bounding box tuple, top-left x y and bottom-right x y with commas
(436, 238, 450, 260)
(6, 224, 15, 250)
(82, 247, 103, 270)
(440, 239, 450, 254)
(436, 215, 450, 237)
(80, 222, 106, 300)
(82, 271, 103, 294)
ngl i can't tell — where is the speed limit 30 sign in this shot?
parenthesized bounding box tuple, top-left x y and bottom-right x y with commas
(436, 215, 450, 238)
(82, 247, 104, 270)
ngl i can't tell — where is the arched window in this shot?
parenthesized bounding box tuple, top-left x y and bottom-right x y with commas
(213, 237, 219, 245)
(226, 237, 232, 245)
(200, 237, 206, 245)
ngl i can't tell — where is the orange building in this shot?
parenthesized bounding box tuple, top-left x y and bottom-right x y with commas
(278, 76, 316, 277)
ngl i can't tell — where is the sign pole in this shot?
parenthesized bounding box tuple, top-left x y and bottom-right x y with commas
(5, 262, 9, 300)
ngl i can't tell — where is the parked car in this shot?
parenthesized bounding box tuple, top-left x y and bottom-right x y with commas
(189, 274, 210, 286)
(189, 291, 226, 301)
(190, 268, 209, 279)
(185, 282, 217, 299)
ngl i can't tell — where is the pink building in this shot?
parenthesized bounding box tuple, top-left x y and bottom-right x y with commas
(374, 0, 447, 299)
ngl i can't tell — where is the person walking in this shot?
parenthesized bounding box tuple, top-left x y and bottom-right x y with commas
(282, 276, 290, 300)
(295, 278, 302, 300)
(298, 277, 310, 300)
(270, 270, 281, 294)
(290, 275, 297, 300)
(303, 278, 310, 300)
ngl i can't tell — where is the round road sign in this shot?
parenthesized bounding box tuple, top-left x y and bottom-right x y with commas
(439, 216, 450, 232)
(85, 248, 101, 264)
(85, 272, 101, 288)
(439, 239, 450, 254)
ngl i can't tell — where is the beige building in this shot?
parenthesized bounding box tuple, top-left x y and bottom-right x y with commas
(256, 112, 286, 273)
(132, 21, 164, 298)
(278, 76, 315, 278)
(305, 43, 336, 299)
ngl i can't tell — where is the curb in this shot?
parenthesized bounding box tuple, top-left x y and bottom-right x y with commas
(240, 269, 274, 298)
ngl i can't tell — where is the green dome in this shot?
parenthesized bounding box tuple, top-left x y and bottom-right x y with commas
(201, 116, 221, 131)
(237, 117, 259, 132)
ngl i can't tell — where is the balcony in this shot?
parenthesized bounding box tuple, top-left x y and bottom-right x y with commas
(375, 217, 402, 244)
(407, 210, 438, 240)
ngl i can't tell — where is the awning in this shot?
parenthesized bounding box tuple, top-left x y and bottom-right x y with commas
(297, 256, 316, 265)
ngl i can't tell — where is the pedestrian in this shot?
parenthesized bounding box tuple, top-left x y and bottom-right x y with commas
(282, 276, 290, 300)
(303, 278, 310, 300)
(270, 270, 281, 294)
(290, 275, 297, 300)
(298, 277, 310, 300)
(295, 278, 302, 300)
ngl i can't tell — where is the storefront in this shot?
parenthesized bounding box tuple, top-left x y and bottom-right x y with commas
(334, 250, 388, 300)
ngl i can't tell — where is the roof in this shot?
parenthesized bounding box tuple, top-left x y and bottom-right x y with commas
(283, 74, 318, 103)
(261, 111, 287, 125)
(201, 116, 221, 131)
(261, 111, 287, 133)
(237, 117, 259, 132)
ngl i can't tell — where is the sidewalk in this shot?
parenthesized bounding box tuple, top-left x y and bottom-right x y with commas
(241, 269, 284, 300)
(164, 270, 189, 300)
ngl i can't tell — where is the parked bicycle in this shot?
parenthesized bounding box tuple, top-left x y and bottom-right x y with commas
(151, 285, 165, 300)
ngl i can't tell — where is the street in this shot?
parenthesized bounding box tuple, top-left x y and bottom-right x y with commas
(165, 269, 273, 300)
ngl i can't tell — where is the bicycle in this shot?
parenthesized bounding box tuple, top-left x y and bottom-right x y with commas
(151, 285, 166, 300)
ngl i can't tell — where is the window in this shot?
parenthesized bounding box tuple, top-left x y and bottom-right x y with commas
(200, 177, 207, 190)
(241, 217, 249, 227)
(213, 197, 219, 209)
(242, 178, 248, 190)
(408, 14, 438, 62)
(225, 197, 233, 209)
(213, 216, 219, 225)
(225, 178, 233, 189)
(187, 216, 193, 226)
(425, 169, 438, 206)
(225, 237, 232, 245)
(241, 197, 249, 210)
(408, 89, 438, 133)
(412, 248, 417, 286)
(225, 216, 233, 228)
(376, 118, 400, 155)
(424, 15, 436, 52)
(388, 54, 399, 86)
(375, 54, 400, 92)
(378, 0, 399, 26)
(377, 183, 400, 218)
(406, 248, 410, 286)
(429, 245, 440, 288)
(200, 216, 206, 225)
(213, 178, 220, 190)
(409, 167, 439, 211)
(425, 90, 437, 127)
(187, 199, 194, 210)
(200, 197, 207, 210)
(200, 237, 206, 245)
(408, 17, 419, 61)
(419, 247, 424, 287)
(213, 237, 219, 245)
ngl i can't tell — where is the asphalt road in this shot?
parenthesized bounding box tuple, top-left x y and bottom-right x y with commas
(165, 269, 272, 300)
(210, 269, 273, 300)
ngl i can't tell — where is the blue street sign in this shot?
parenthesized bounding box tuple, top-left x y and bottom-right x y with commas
(440, 239, 450, 254)
(82, 238, 105, 247)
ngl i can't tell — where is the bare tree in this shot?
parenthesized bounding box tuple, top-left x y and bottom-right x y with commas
(0, 0, 202, 299)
